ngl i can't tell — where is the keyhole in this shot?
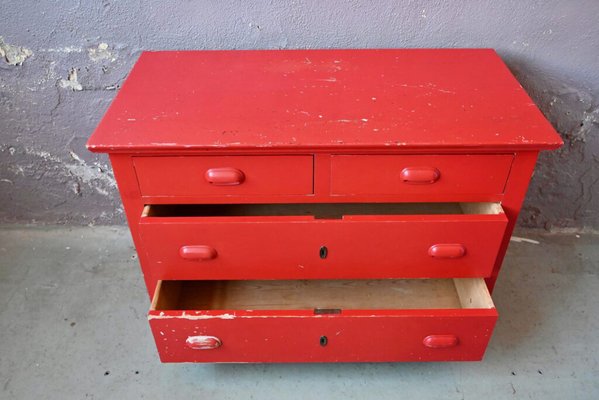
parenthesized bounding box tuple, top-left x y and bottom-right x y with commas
(320, 336, 328, 347)
(319, 246, 328, 259)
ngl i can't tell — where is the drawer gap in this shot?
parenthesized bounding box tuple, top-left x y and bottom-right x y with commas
(142, 202, 502, 218)
(151, 278, 494, 311)
(314, 308, 342, 315)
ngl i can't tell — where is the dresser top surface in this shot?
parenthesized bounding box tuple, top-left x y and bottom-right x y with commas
(87, 49, 562, 153)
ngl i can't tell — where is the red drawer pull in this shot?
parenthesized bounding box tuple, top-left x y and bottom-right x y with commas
(400, 167, 440, 184)
(428, 244, 466, 259)
(423, 335, 459, 349)
(179, 245, 218, 261)
(204, 167, 245, 186)
(185, 335, 222, 350)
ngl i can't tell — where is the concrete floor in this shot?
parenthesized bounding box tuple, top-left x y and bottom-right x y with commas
(0, 226, 598, 399)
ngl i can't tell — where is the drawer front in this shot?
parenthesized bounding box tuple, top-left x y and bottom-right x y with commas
(150, 313, 497, 362)
(139, 209, 507, 280)
(330, 155, 513, 196)
(148, 279, 498, 363)
(134, 156, 313, 197)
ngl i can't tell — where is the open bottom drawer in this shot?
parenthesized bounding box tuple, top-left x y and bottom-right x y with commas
(148, 278, 497, 363)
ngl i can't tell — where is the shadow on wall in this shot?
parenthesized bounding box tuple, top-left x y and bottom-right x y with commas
(502, 53, 599, 230)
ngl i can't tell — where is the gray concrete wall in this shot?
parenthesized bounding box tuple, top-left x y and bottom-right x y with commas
(1, 0, 598, 229)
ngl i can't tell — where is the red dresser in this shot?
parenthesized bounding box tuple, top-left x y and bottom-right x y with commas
(87, 49, 562, 362)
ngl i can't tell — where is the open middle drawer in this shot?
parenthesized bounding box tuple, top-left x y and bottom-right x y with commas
(149, 278, 498, 363)
(139, 202, 507, 279)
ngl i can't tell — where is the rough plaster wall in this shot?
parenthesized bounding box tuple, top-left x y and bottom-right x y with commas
(0, 0, 598, 228)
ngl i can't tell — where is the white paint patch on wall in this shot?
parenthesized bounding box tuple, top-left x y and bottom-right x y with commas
(88, 43, 115, 62)
(22, 147, 117, 196)
(59, 68, 83, 91)
(65, 151, 117, 191)
(0, 36, 32, 65)
(38, 46, 83, 53)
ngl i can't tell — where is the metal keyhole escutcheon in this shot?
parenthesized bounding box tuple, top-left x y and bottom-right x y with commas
(319, 246, 328, 259)
(320, 336, 328, 347)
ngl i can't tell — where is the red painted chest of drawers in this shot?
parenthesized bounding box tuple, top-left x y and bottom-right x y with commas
(88, 49, 562, 363)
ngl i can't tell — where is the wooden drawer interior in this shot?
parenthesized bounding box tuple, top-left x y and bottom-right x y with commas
(142, 202, 503, 219)
(151, 278, 495, 312)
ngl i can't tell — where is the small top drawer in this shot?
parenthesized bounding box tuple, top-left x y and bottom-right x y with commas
(134, 155, 313, 197)
(330, 155, 513, 196)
